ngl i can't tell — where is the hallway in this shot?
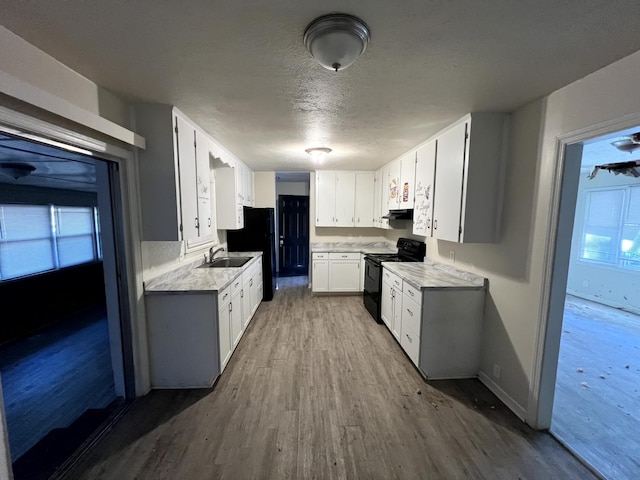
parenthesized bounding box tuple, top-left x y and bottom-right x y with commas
(68, 278, 592, 479)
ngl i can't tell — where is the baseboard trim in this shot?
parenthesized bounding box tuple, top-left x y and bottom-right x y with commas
(478, 370, 527, 422)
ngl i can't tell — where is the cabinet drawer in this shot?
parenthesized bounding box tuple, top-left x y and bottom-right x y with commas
(401, 294, 421, 336)
(230, 275, 243, 296)
(218, 285, 231, 308)
(403, 282, 422, 304)
(312, 252, 328, 260)
(382, 268, 403, 290)
(400, 323, 420, 366)
(329, 252, 360, 260)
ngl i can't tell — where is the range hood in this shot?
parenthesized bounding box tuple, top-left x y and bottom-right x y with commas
(382, 209, 413, 220)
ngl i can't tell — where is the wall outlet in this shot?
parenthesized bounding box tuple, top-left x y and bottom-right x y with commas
(493, 364, 501, 380)
(582, 280, 589, 287)
(449, 250, 455, 262)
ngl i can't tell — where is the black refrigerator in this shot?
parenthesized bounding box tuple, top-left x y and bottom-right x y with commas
(226, 206, 276, 301)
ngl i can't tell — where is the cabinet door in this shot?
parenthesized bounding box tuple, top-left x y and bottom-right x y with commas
(387, 159, 401, 211)
(236, 164, 244, 206)
(334, 172, 356, 226)
(355, 172, 375, 227)
(242, 277, 252, 329)
(218, 294, 232, 371)
(250, 273, 261, 314)
(392, 287, 402, 340)
(381, 279, 393, 330)
(413, 140, 437, 237)
(175, 114, 199, 241)
(373, 170, 381, 228)
(312, 259, 329, 292)
(231, 290, 243, 348)
(399, 152, 416, 209)
(329, 259, 360, 292)
(195, 129, 212, 238)
(315, 172, 336, 226)
(433, 121, 467, 242)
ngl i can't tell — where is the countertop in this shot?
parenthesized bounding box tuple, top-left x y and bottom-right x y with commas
(311, 241, 397, 254)
(144, 251, 263, 294)
(382, 259, 487, 290)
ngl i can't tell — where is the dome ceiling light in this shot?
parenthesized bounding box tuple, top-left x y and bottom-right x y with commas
(303, 13, 371, 72)
(305, 147, 332, 162)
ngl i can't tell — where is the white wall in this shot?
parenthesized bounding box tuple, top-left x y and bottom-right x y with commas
(276, 181, 309, 197)
(566, 169, 640, 314)
(0, 26, 131, 128)
(254, 171, 276, 208)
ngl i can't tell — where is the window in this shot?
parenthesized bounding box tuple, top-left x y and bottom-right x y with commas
(580, 186, 640, 271)
(0, 204, 101, 281)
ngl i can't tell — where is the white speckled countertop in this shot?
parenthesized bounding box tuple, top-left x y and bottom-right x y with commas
(311, 241, 397, 254)
(382, 259, 486, 290)
(144, 252, 263, 294)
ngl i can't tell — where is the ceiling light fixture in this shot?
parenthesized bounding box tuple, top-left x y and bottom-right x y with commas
(303, 13, 370, 72)
(611, 132, 640, 153)
(305, 147, 332, 161)
(0, 162, 36, 180)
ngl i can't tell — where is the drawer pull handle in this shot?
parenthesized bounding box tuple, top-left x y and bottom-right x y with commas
(406, 334, 412, 342)
(409, 290, 414, 297)
(407, 309, 413, 316)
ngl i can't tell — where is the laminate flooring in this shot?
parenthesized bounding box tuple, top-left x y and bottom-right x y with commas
(68, 277, 595, 479)
(0, 306, 116, 461)
(552, 295, 640, 480)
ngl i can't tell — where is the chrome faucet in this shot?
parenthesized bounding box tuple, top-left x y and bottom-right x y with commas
(209, 246, 225, 263)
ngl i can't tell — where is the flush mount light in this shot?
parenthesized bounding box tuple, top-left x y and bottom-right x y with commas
(0, 162, 36, 180)
(305, 147, 332, 161)
(303, 13, 370, 72)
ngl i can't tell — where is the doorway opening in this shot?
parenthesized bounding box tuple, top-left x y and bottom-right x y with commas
(275, 173, 310, 282)
(0, 130, 135, 479)
(545, 127, 640, 479)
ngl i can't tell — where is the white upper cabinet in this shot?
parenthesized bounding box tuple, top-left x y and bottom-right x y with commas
(387, 159, 401, 211)
(334, 172, 356, 226)
(215, 166, 244, 230)
(412, 140, 437, 237)
(316, 171, 374, 227)
(354, 172, 375, 227)
(398, 152, 416, 209)
(134, 104, 214, 244)
(432, 112, 507, 243)
(315, 171, 337, 226)
(194, 129, 212, 239)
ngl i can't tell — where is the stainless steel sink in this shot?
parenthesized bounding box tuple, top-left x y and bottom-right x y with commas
(198, 256, 252, 268)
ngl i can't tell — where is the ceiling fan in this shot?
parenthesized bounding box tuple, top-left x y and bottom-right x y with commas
(588, 131, 640, 180)
(611, 132, 640, 153)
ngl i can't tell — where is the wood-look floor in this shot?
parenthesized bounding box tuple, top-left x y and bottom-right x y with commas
(67, 277, 594, 479)
(0, 306, 116, 461)
(552, 295, 640, 480)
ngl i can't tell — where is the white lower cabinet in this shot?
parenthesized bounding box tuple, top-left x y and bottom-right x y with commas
(218, 286, 232, 371)
(311, 253, 329, 292)
(381, 266, 485, 378)
(312, 252, 361, 293)
(381, 269, 402, 340)
(145, 257, 263, 388)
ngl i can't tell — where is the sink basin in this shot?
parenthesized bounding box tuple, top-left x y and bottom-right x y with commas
(198, 256, 252, 268)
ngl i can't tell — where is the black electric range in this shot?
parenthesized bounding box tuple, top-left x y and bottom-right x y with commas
(363, 238, 426, 323)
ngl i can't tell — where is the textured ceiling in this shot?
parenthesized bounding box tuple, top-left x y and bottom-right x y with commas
(2, 1, 640, 173)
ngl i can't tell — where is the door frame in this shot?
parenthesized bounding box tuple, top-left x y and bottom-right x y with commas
(0, 107, 145, 430)
(529, 112, 640, 429)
